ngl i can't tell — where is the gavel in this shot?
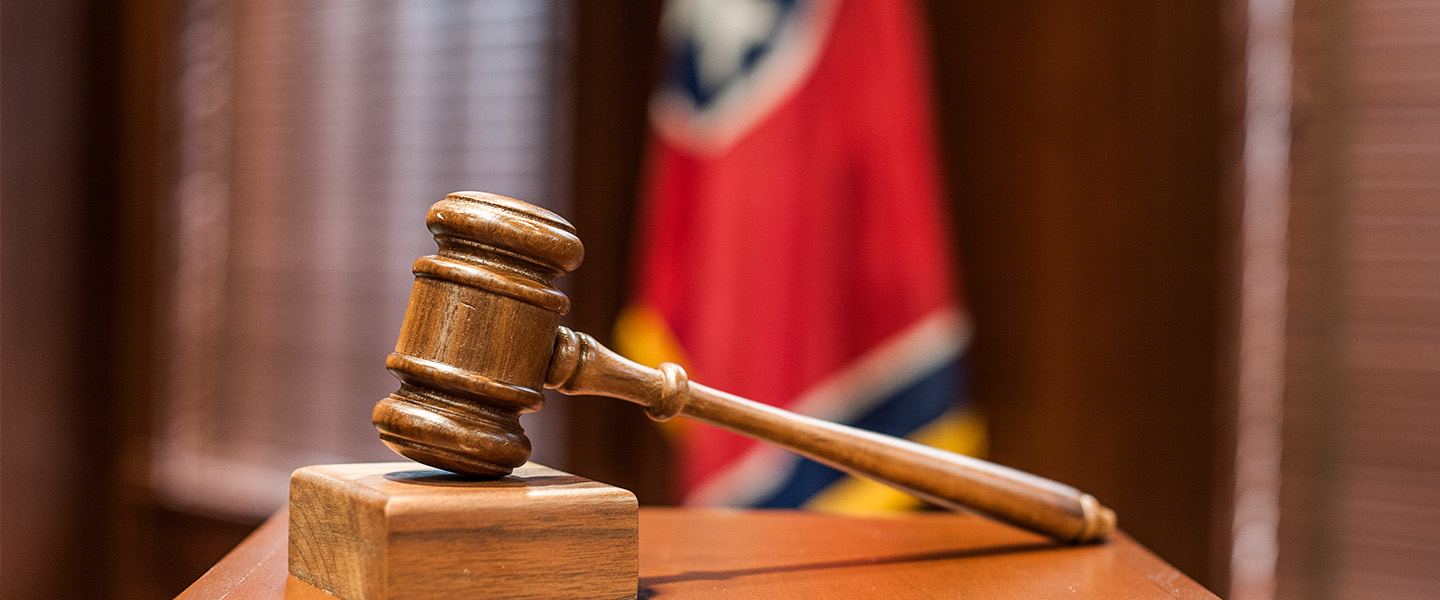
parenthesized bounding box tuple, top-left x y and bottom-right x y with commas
(373, 191, 1116, 544)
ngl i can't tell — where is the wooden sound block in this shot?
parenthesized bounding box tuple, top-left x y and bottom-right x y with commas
(288, 462, 638, 600)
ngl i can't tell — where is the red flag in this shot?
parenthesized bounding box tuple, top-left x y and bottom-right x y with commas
(618, 0, 980, 509)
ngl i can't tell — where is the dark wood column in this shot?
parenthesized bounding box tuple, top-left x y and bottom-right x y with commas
(565, 0, 674, 503)
(929, 1, 1226, 587)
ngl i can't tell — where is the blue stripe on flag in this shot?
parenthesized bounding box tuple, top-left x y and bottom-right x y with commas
(754, 357, 966, 508)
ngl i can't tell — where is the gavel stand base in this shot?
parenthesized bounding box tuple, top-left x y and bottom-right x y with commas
(287, 462, 638, 600)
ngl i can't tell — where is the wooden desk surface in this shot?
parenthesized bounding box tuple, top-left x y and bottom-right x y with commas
(177, 508, 1217, 599)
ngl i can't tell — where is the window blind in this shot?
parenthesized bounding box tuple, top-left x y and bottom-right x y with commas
(1278, 1, 1440, 598)
(157, 0, 571, 517)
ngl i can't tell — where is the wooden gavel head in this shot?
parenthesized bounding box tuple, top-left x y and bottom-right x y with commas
(372, 191, 583, 478)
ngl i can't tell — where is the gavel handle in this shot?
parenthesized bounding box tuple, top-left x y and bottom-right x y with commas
(546, 327, 1116, 543)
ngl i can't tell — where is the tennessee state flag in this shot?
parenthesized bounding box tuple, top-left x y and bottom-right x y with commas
(616, 0, 982, 511)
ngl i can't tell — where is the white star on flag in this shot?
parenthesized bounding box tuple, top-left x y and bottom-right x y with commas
(663, 0, 781, 94)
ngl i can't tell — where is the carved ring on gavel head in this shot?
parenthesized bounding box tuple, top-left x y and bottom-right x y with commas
(374, 191, 1118, 544)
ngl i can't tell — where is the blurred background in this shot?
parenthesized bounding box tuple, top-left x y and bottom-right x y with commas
(3, 1, 1438, 599)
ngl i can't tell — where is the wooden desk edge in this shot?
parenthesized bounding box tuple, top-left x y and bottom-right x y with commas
(177, 507, 1218, 600)
(1110, 529, 1220, 600)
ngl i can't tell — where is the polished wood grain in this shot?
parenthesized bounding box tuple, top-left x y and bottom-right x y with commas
(373, 192, 586, 479)
(288, 462, 637, 600)
(179, 508, 1216, 599)
(372, 192, 1115, 544)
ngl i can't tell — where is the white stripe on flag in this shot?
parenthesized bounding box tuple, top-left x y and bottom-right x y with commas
(686, 305, 971, 506)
